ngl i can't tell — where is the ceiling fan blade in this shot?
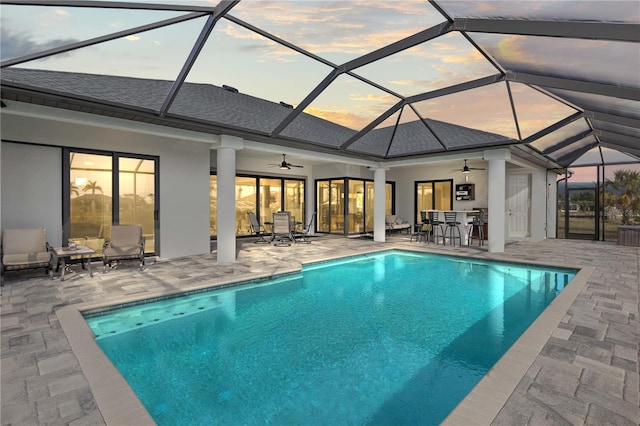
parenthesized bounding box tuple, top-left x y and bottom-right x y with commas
(289, 164, 304, 168)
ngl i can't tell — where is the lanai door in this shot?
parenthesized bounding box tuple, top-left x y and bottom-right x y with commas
(507, 174, 530, 238)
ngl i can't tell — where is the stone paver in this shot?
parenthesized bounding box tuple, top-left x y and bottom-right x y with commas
(1, 236, 638, 425)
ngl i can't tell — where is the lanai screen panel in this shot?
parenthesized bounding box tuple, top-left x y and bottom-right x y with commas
(572, 147, 639, 167)
(473, 33, 640, 89)
(1, 4, 203, 83)
(352, 31, 499, 98)
(184, 18, 332, 114)
(440, 1, 639, 23)
(528, 119, 592, 153)
(229, 1, 445, 65)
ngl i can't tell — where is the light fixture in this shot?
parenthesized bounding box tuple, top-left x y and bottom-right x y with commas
(462, 165, 471, 174)
(280, 164, 289, 170)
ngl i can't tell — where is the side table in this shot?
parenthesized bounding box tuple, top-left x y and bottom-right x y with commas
(52, 245, 96, 281)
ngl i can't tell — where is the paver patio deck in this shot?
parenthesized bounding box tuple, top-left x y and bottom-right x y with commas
(1, 236, 638, 425)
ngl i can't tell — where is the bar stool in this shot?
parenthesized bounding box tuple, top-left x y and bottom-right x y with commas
(428, 211, 445, 244)
(410, 211, 429, 242)
(468, 210, 486, 246)
(443, 211, 462, 246)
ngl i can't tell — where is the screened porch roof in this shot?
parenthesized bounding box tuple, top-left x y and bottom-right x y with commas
(1, 1, 638, 168)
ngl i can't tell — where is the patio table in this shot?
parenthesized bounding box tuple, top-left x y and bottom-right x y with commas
(52, 245, 96, 281)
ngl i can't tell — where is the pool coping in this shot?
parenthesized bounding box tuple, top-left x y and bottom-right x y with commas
(56, 247, 591, 425)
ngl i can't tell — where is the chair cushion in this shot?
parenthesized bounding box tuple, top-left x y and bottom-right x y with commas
(2, 228, 46, 254)
(3, 252, 50, 267)
(109, 225, 142, 248)
(104, 246, 141, 258)
(385, 215, 396, 225)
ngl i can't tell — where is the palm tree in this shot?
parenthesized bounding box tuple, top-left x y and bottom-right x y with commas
(82, 180, 103, 216)
(70, 182, 79, 197)
(82, 180, 103, 195)
(605, 170, 640, 224)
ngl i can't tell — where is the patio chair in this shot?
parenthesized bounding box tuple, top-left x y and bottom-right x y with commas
(102, 225, 145, 273)
(272, 211, 294, 246)
(468, 209, 486, 246)
(428, 211, 445, 244)
(444, 211, 462, 246)
(1, 227, 52, 285)
(247, 212, 269, 243)
(293, 212, 316, 243)
(410, 211, 430, 243)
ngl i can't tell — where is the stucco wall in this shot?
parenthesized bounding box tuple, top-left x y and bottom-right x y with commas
(387, 163, 489, 224)
(1, 142, 63, 246)
(1, 104, 212, 258)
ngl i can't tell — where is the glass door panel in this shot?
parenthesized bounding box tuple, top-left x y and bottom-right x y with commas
(236, 177, 257, 236)
(118, 157, 155, 254)
(365, 181, 374, 232)
(434, 181, 452, 210)
(330, 180, 345, 233)
(210, 175, 217, 238)
(417, 182, 434, 223)
(260, 178, 282, 225)
(317, 181, 330, 233)
(567, 188, 597, 240)
(385, 183, 393, 215)
(348, 180, 365, 234)
(284, 179, 304, 225)
(69, 152, 113, 255)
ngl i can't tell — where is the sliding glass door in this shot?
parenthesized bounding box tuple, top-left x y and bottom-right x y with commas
(415, 180, 453, 223)
(316, 178, 393, 235)
(211, 175, 306, 238)
(65, 150, 158, 255)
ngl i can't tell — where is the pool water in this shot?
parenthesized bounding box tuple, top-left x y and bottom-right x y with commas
(86, 250, 576, 425)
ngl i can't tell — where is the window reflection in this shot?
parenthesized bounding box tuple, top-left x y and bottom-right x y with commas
(210, 175, 305, 238)
(415, 180, 453, 221)
(210, 175, 217, 238)
(236, 177, 257, 236)
(69, 151, 156, 255)
(119, 158, 155, 253)
(284, 180, 304, 226)
(317, 178, 393, 235)
(260, 178, 281, 225)
(70, 153, 112, 255)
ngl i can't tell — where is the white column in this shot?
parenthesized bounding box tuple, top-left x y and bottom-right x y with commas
(373, 166, 386, 242)
(484, 149, 510, 253)
(546, 171, 558, 238)
(216, 135, 243, 263)
(530, 168, 547, 241)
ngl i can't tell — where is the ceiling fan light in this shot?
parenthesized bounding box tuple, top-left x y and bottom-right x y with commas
(280, 164, 289, 170)
(462, 168, 470, 174)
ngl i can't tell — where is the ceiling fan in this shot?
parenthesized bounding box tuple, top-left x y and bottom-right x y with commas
(269, 154, 304, 170)
(452, 159, 485, 174)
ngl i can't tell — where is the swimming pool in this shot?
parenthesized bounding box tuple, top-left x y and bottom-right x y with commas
(85, 250, 576, 425)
